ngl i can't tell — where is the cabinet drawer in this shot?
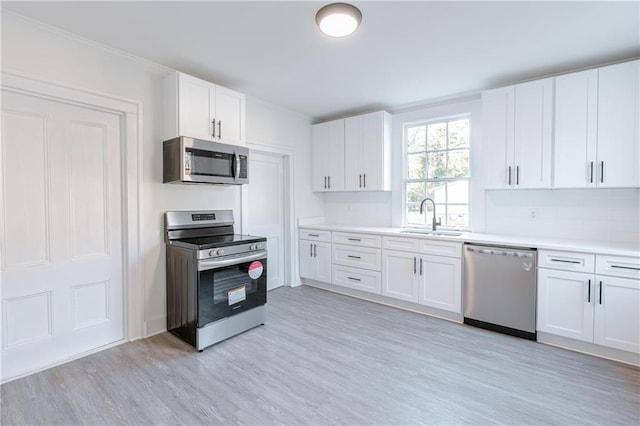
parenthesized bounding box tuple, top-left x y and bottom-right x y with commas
(333, 232, 381, 248)
(419, 240, 462, 258)
(333, 244, 381, 271)
(538, 250, 595, 273)
(299, 228, 331, 242)
(596, 255, 640, 279)
(333, 265, 381, 294)
(382, 236, 421, 252)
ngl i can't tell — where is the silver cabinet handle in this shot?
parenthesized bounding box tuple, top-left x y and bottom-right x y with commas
(310, 243, 313, 257)
(328, 175, 331, 189)
(589, 161, 594, 183)
(549, 258, 581, 264)
(587, 279, 591, 303)
(508, 166, 512, 185)
(599, 280, 603, 304)
(600, 161, 604, 183)
(347, 238, 361, 242)
(359, 174, 362, 188)
(611, 265, 640, 271)
(347, 255, 361, 259)
(414, 257, 417, 274)
(324, 176, 327, 189)
(420, 258, 423, 276)
(347, 276, 361, 282)
(314, 244, 317, 257)
(308, 233, 320, 237)
(363, 173, 366, 188)
(516, 165, 520, 185)
(211, 118, 216, 138)
(218, 120, 222, 139)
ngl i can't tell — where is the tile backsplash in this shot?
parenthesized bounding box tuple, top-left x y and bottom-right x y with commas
(484, 188, 640, 244)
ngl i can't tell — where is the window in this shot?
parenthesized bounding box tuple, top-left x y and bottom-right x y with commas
(404, 116, 470, 229)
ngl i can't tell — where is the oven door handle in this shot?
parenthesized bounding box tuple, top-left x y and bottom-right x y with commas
(198, 250, 267, 271)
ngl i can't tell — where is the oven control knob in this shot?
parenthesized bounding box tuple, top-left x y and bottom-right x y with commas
(216, 249, 224, 256)
(250, 244, 256, 250)
(208, 250, 216, 257)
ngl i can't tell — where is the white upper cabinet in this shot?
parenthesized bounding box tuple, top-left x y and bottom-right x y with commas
(164, 72, 245, 146)
(482, 78, 553, 189)
(344, 111, 392, 191)
(596, 60, 640, 188)
(311, 119, 345, 192)
(554, 60, 639, 188)
(312, 111, 391, 193)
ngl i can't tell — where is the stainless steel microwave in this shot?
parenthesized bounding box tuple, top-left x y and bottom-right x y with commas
(163, 137, 249, 185)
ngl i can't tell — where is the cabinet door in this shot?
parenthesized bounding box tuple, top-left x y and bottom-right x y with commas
(178, 74, 214, 141)
(361, 111, 390, 191)
(597, 60, 640, 188)
(418, 255, 461, 313)
(214, 86, 245, 146)
(594, 276, 640, 353)
(299, 240, 316, 280)
(344, 115, 363, 190)
(314, 241, 333, 283)
(554, 70, 598, 188)
(537, 269, 594, 342)
(311, 120, 344, 192)
(513, 78, 553, 188)
(482, 86, 514, 189)
(381, 250, 418, 302)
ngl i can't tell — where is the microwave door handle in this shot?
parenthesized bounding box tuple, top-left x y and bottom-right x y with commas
(234, 152, 240, 180)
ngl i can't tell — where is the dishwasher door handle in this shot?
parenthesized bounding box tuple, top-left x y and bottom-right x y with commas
(466, 246, 534, 258)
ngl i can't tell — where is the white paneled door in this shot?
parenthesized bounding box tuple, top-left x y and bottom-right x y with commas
(245, 151, 286, 290)
(1, 90, 124, 381)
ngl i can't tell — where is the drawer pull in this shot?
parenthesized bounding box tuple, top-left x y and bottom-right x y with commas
(610, 265, 640, 271)
(347, 255, 361, 259)
(347, 238, 362, 242)
(347, 276, 361, 282)
(549, 258, 581, 264)
(587, 279, 591, 303)
(599, 281, 603, 304)
(308, 233, 320, 237)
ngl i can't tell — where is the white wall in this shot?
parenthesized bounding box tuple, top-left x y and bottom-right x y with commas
(1, 13, 317, 336)
(485, 188, 640, 243)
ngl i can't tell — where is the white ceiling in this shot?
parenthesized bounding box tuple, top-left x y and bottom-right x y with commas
(3, 1, 639, 121)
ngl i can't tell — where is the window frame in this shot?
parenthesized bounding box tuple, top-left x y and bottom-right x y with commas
(402, 114, 471, 230)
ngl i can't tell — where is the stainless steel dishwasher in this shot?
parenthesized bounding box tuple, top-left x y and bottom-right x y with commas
(463, 244, 537, 340)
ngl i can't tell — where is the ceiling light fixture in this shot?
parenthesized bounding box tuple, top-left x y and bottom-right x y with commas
(315, 3, 362, 38)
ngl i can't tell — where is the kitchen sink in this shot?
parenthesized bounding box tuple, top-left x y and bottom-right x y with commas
(400, 229, 463, 237)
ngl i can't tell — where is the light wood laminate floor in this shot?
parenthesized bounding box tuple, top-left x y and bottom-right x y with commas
(2, 285, 639, 425)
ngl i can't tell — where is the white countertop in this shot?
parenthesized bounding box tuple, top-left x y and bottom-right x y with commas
(298, 223, 640, 257)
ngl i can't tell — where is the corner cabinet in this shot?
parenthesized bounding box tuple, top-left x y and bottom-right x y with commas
(311, 111, 391, 193)
(163, 72, 245, 146)
(482, 78, 553, 189)
(554, 60, 639, 188)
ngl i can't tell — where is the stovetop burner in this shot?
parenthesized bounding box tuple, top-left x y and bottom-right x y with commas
(174, 234, 266, 250)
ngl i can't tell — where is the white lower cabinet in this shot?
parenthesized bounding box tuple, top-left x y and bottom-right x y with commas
(382, 239, 462, 313)
(537, 251, 640, 354)
(382, 250, 419, 302)
(299, 239, 331, 283)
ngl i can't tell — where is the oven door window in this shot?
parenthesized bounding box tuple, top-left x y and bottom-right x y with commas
(198, 260, 267, 327)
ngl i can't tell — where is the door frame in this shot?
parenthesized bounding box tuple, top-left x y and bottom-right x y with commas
(0, 69, 144, 349)
(241, 142, 295, 287)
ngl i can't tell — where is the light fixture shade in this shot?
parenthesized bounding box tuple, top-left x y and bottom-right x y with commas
(316, 3, 362, 38)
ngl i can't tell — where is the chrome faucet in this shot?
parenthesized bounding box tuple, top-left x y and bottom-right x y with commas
(419, 197, 442, 231)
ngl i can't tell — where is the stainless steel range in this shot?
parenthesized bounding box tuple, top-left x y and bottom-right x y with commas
(165, 210, 267, 351)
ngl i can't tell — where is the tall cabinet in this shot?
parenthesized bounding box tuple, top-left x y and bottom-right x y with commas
(482, 78, 553, 189)
(554, 60, 640, 188)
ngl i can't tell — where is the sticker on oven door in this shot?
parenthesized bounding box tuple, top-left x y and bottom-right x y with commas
(228, 286, 246, 305)
(248, 261, 264, 279)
